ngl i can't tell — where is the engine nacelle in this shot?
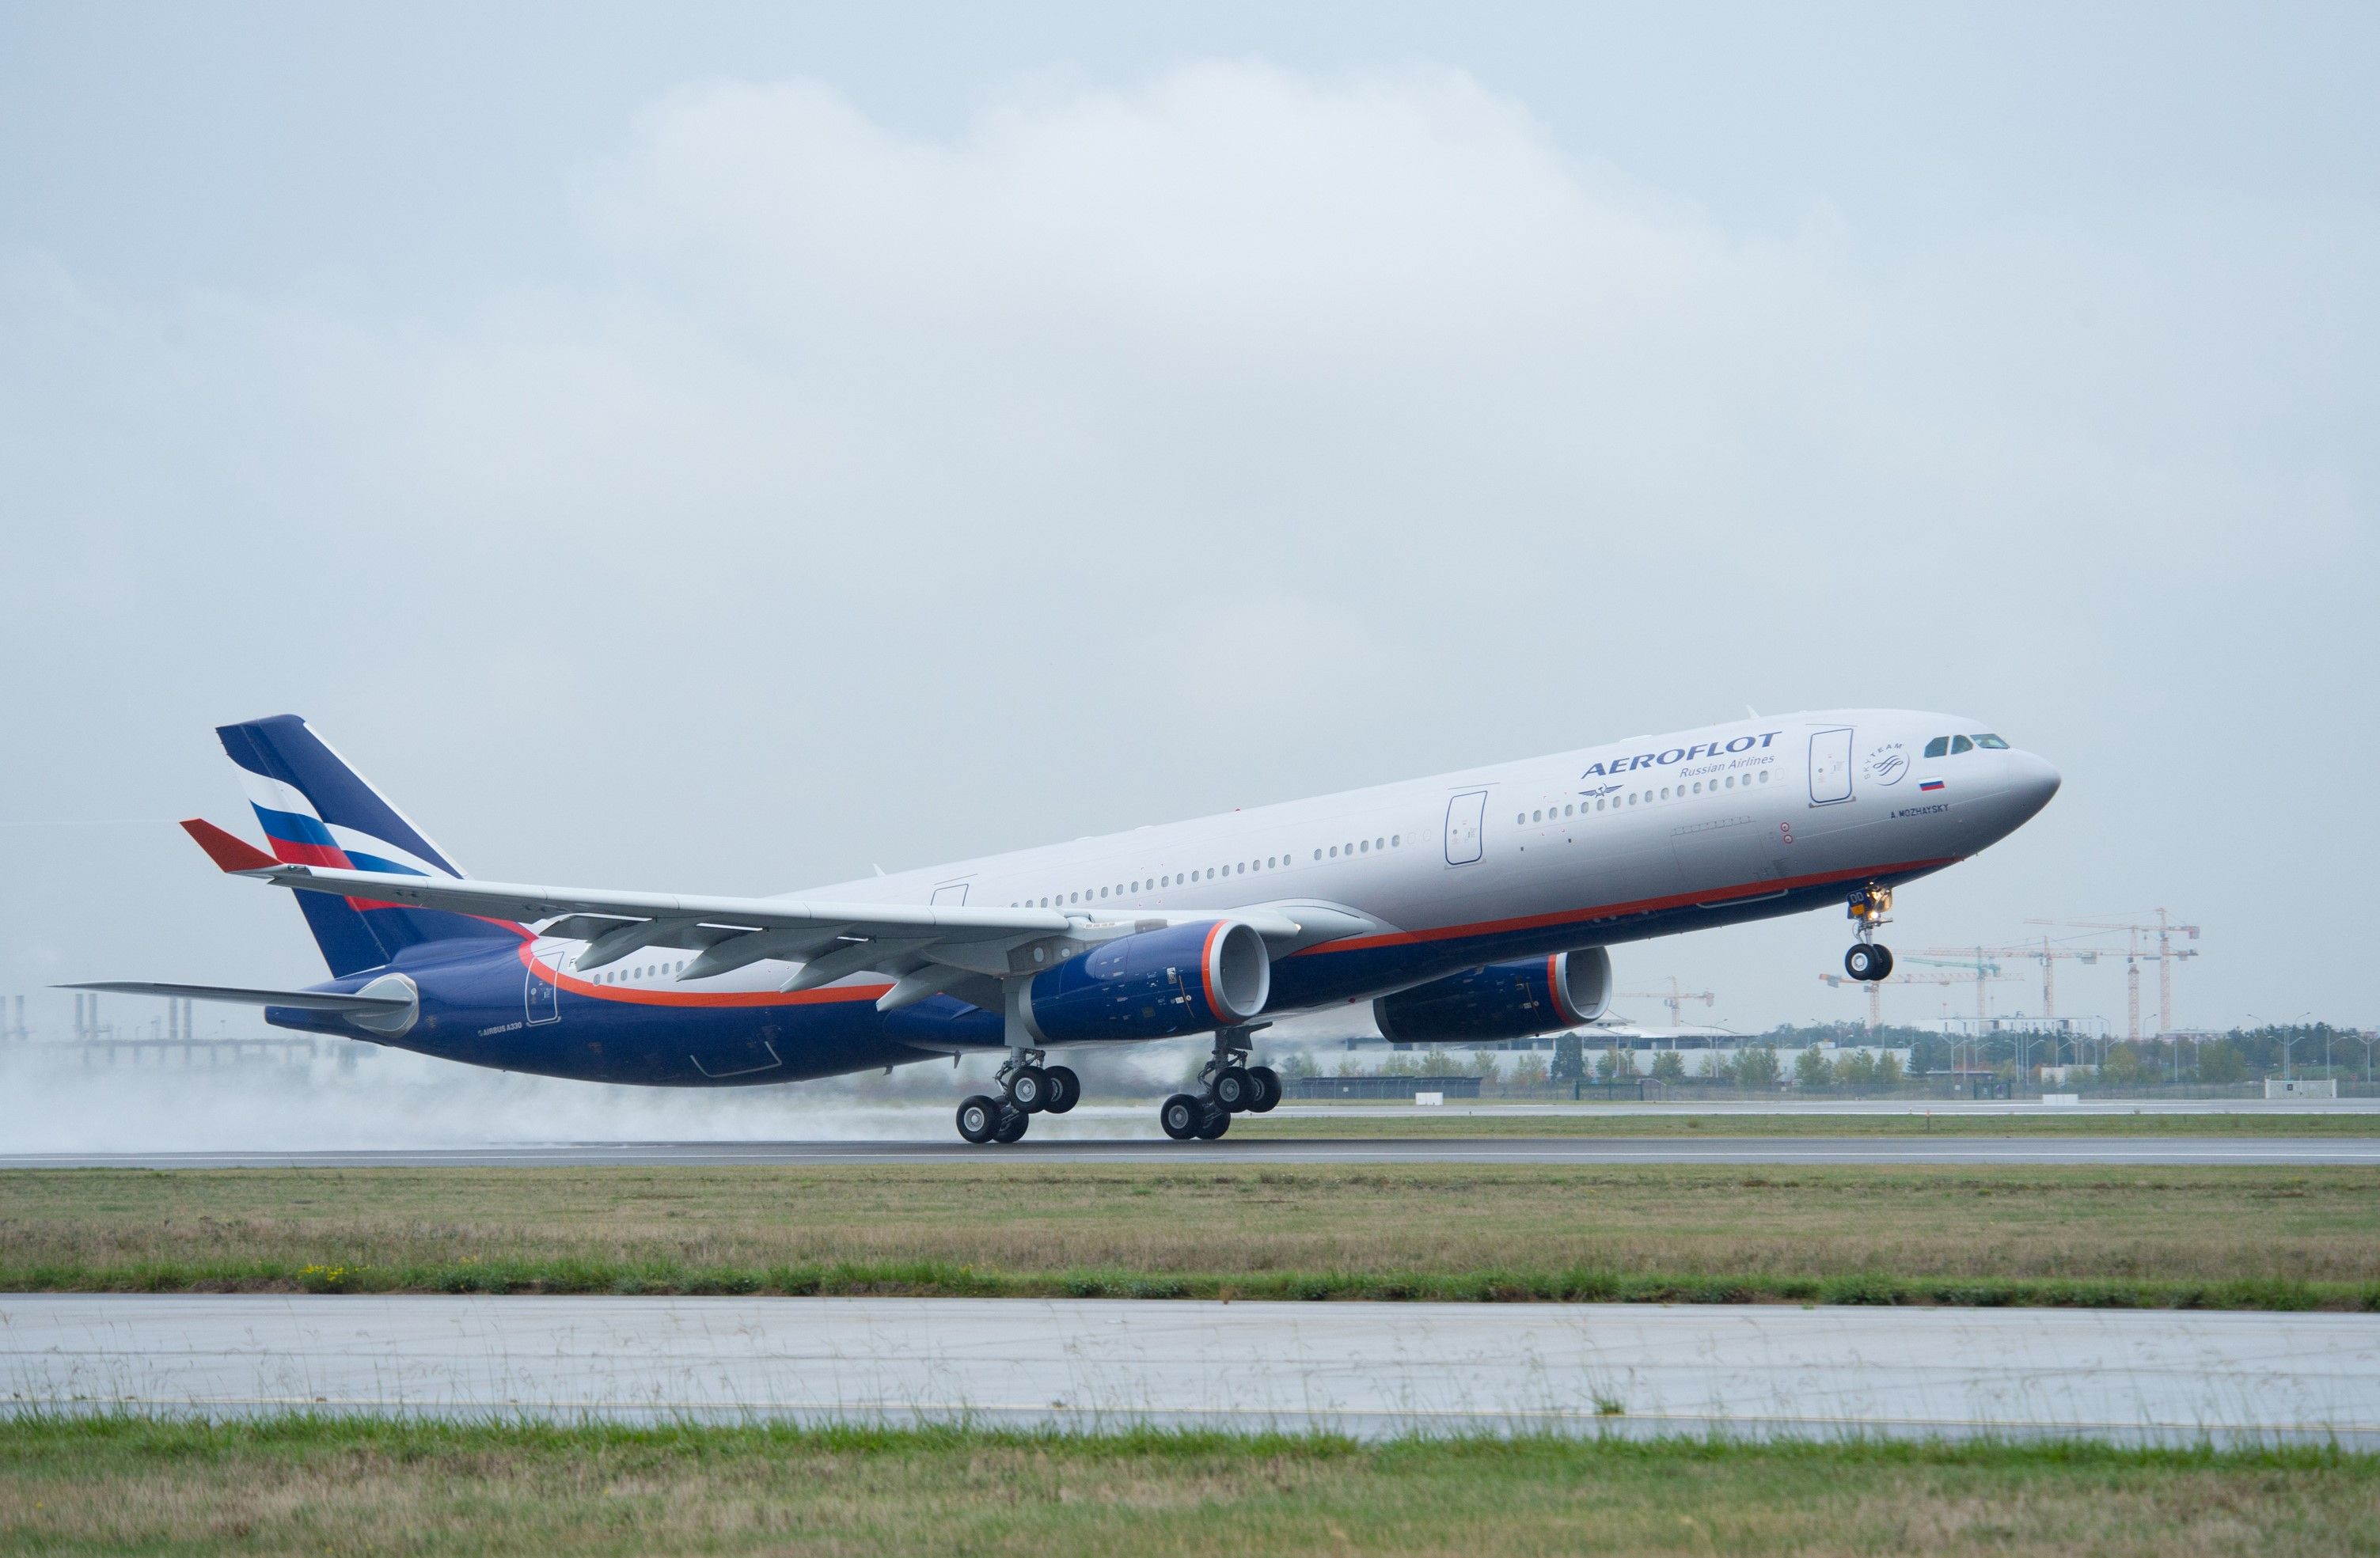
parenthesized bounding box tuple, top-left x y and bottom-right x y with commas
(1371, 947, 1611, 1046)
(1024, 919, 1272, 1044)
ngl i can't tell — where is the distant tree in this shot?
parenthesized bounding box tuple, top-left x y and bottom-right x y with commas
(1838, 1050, 1878, 1088)
(1651, 1051, 1687, 1084)
(1420, 1046, 1459, 1075)
(1381, 1052, 1422, 1077)
(1733, 1046, 1781, 1089)
(2194, 1041, 2247, 1084)
(1471, 1051, 1503, 1081)
(1552, 1032, 1586, 1084)
(2101, 1045, 2146, 1086)
(1509, 1052, 1550, 1090)
(1281, 1051, 1319, 1079)
(1874, 1051, 1905, 1086)
(1793, 1048, 1835, 1090)
(1595, 1046, 1626, 1082)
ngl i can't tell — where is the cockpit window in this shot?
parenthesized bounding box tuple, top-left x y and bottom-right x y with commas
(1972, 734, 2009, 749)
(1923, 737, 1949, 759)
(1950, 735, 1975, 754)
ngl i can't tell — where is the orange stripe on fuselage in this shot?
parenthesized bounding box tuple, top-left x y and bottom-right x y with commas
(1288, 855, 1962, 957)
(516, 941, 890, 1008)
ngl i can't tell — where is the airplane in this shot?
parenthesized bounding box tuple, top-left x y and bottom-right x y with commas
(67, 711, 2058, 1143)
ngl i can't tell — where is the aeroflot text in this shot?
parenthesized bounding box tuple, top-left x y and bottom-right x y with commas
(1581, 732, 1781, 778)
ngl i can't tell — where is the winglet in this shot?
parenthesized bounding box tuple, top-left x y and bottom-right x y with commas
(180, 817, 281, 874)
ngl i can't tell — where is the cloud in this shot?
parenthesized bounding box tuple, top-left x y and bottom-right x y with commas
(2, 59, 2374, 1037)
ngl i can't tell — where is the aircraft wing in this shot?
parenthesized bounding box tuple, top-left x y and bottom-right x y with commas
(55, 980, 412, 1014)
(177, 817, 1371, 1010)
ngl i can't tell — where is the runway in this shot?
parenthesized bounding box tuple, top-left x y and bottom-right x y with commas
(6, 1295, 2373, 1447)
(5, 1134, 2377, 1167)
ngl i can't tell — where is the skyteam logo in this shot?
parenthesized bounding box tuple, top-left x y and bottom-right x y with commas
(1581, 730, 1780, 779)
(1862, 742, 1910, 787)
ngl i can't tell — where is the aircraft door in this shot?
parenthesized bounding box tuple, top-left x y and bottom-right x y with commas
(932, 882, 969, 907)
(1808, 727, 1854, 806)
(525, 943, 563, 1025)
(1444, 790, 1487, 865)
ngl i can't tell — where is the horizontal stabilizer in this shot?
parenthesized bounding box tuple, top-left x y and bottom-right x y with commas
(55, 980, 412, 1014)
(180, 817, 279, 874)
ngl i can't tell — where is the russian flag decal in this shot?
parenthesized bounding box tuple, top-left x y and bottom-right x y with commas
(1919, 778, 1946, 792)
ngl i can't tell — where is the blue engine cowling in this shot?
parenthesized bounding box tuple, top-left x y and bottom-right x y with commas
(1023, 919, 1272, 1044)
(1371, 948, 1611, 1045)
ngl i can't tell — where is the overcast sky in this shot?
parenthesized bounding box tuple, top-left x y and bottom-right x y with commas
(3, 2, 2374, 1039)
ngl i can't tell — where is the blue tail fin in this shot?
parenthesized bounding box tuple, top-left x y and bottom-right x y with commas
(216, 715, 521, 976)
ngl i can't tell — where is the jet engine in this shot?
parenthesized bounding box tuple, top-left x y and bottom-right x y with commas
(1024, 919, 1272, 1044)
(1371, 947, 1611, 1046)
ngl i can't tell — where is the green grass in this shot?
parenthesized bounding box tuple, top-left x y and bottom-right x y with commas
(1, 1416, 2371, 1556)
(1243, 1106, 2380, 1135)
(5, 1163, 2376, 1310)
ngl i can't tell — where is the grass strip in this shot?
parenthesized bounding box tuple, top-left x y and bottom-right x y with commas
(6, 1258, 2375, 1312)
(2, 1415, 2373, 1556)
(1239, 1109, 2380, 1135)
(8, 1163, 2373, 1310)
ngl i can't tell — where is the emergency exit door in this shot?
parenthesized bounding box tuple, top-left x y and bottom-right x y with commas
(1808, 727, 1854, 806)
(1444, 790, 1487, 865)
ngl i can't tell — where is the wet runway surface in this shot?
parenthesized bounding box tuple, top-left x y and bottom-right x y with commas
(5, 1135, 2377, 1167)
(7, 1295, 2373, 1446)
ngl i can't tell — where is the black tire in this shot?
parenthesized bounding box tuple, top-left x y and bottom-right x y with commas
(1042, 1065, 1080, 1114)
(993, 1106, 1030, 1143)
(955, 1095, 1000, 1144)
(1213, 1065, 1255, 1113)
(1869, 945, 1896, 980)
(1160, 1093, 1203, 1140)
(1194, 1106, 1231, 1140)
(1247, 1065, 1281, 1113)
(1007, 1065, 1050, 1113)
(1845, 944, 1885, 982)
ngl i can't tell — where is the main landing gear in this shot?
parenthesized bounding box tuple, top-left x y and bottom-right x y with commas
(1160, 1025, 1282, 1143)
(955, 1049, 1081, 1145)
(1842, 885, 1896, 982)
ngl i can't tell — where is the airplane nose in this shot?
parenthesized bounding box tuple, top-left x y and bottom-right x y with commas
(2005, 750, 2062, 817)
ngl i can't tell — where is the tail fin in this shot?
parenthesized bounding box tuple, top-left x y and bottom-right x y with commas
(216, 715, 520, 976)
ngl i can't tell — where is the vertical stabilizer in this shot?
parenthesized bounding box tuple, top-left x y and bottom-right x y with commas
(215, 715, 519, 976)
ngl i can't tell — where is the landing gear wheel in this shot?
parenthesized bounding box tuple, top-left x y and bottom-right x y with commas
(1007, 1065, 1051, 1113)
(1246, 1065, 1281, 1113)
(1213, 1065, 1255, 1113)
(1160, 1093, 1204, 1140)
(955, 1095, 1000, 1144)
(1042, 1065, 1080, 1115)
(1844, 944, 1892, 982)
(992, 1105, 1030, 1143)
(1194, 1106, 1231, 1140)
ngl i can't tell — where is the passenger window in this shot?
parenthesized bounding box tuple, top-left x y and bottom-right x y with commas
(1923, 737, 1949, 759)
(1972, 734, 2009, 749)
(1951, 735, 1974, 754)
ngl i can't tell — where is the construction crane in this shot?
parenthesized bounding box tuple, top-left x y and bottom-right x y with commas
(1821, 965, 2021, 1028)
(1620, 976, 1716, 1028)
(1908, 938, 2116, 1019)
(2025, 911, 2200, 1039)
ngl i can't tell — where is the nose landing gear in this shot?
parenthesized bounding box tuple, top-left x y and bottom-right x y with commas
(1843, 885, 1896, 982)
